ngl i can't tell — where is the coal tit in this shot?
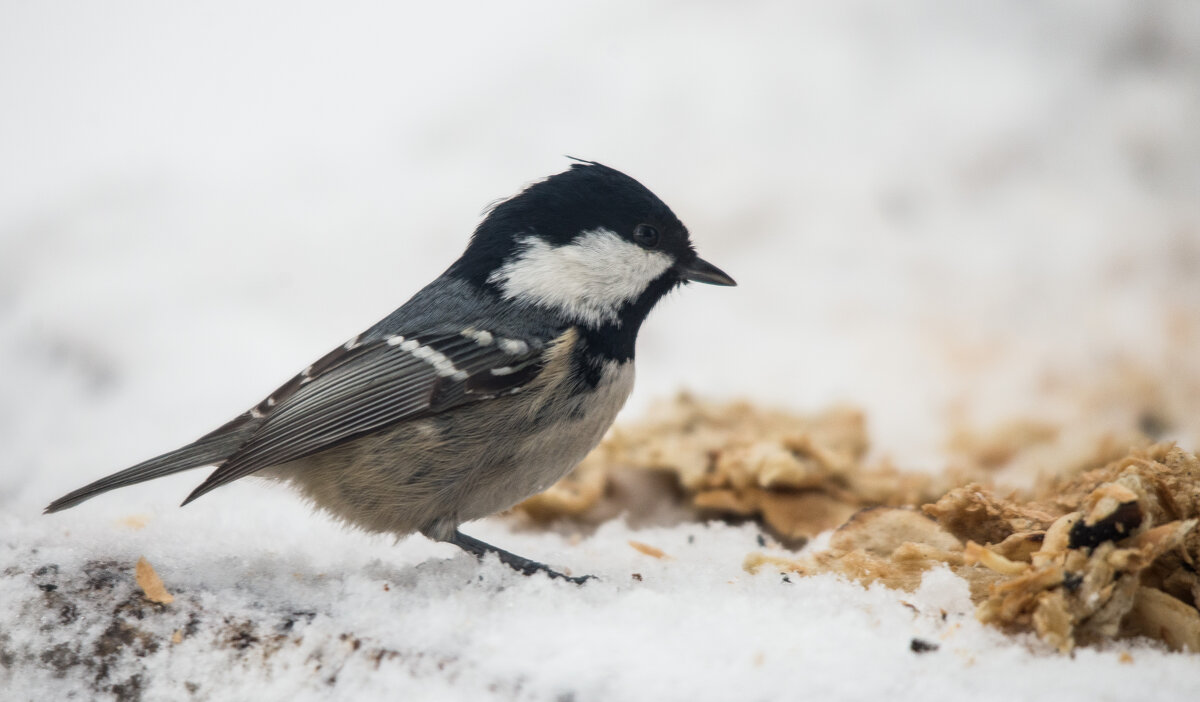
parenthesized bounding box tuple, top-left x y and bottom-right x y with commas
(46, 161, 735, 583)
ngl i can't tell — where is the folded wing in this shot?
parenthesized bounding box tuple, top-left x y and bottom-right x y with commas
(182, 328, 554, 504)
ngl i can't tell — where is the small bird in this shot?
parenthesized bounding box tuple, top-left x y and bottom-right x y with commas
(45, 161, 735, 583)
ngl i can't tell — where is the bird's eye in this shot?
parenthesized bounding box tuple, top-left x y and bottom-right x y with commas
(633, 224, 660, 249)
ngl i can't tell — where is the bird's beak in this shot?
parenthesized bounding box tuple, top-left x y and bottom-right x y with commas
(679, 255, 736, 286)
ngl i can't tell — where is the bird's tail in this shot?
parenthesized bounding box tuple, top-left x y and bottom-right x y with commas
(44, 419, 256, 513)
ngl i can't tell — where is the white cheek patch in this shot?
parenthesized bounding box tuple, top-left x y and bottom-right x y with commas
(487, 228, 674, 326)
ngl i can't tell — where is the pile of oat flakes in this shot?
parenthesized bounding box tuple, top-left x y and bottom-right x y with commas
(516, 394, 1200, 653)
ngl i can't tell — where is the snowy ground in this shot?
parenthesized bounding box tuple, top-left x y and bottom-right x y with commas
(3, 1, 1200, 700)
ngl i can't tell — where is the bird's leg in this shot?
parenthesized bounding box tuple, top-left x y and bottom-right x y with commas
(448, 529, 594, 584)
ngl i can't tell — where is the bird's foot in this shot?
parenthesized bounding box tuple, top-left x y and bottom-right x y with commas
(449, 529, 594, 585)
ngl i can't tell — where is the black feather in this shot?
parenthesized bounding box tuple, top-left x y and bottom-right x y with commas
(447, 162, 688, 290)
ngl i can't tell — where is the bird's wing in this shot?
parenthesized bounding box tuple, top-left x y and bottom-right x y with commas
(182, 327, 558, 504)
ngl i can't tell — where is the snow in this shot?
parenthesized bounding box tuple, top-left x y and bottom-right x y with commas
(3, 1, 1200, 700)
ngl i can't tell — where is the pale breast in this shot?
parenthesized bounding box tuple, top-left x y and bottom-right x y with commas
(497, 360, 635, 499)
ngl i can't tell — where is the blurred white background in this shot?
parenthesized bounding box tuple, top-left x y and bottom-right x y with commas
(4, 3, 1200, 700)
(3, 0, 1199, 499)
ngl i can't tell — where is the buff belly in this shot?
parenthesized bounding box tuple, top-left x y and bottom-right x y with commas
(264, 357, 634, 541)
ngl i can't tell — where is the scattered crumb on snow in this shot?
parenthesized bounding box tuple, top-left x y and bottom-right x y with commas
(7, 506, 1200, 701)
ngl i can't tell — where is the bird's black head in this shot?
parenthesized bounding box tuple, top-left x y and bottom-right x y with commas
(448, 161, 734, 349)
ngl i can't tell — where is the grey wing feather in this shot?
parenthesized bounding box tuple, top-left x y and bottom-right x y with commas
(181, 331, 549, 504)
